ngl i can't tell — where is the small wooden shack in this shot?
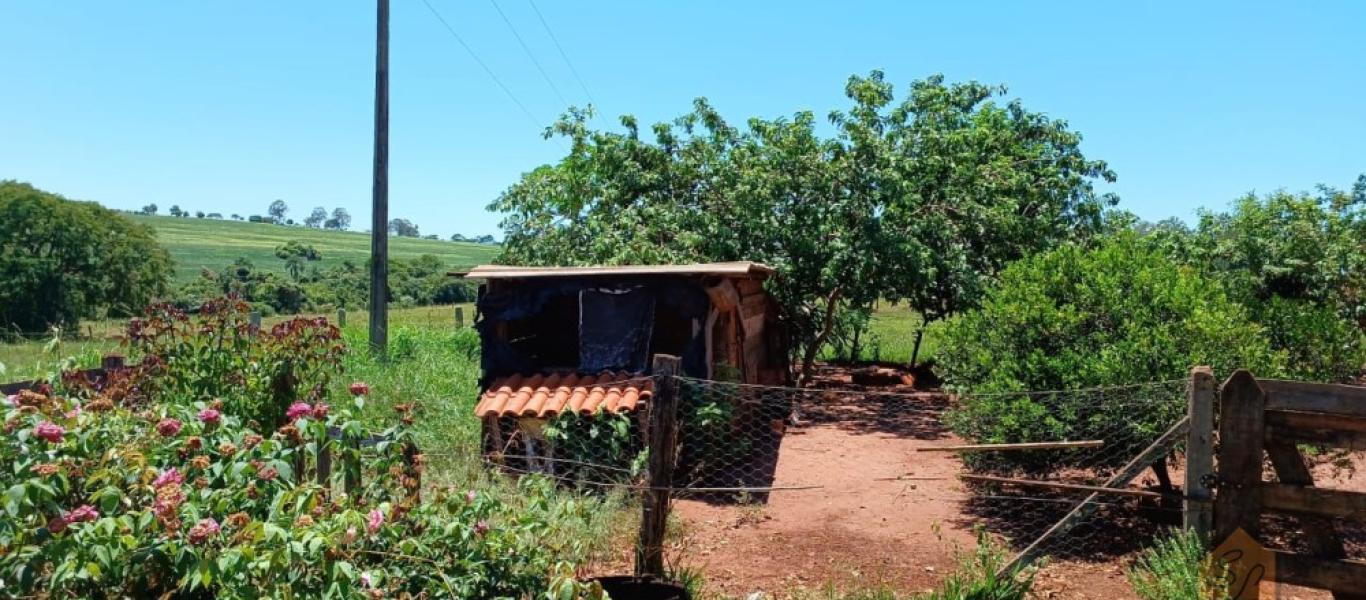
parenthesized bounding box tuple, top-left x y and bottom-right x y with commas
(459, 262, 790, 472)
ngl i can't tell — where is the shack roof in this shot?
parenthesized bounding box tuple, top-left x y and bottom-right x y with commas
(455, 261, 775, 280)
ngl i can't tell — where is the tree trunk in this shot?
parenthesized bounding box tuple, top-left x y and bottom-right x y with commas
(797, 287, 843, 387)
(909, 327, 926, 369)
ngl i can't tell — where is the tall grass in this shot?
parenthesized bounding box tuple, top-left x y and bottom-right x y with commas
(1128, 530, 1230, 600)
(335, 323, 637, 569)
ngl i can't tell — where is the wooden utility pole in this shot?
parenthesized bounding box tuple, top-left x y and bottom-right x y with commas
(368, 0, 390, 353)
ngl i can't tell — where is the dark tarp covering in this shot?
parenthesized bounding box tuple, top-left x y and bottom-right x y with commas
(475, 278, 708, 384)
(578, 287, 654, 373)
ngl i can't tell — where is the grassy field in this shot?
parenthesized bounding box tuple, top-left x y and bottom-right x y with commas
(0, 304, 474, 382)
(820, 303, 947, 366)
(127, 214, 500, 284)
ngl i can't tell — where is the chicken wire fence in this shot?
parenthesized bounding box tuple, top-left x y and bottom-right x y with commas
(481, 374, 1194, 566)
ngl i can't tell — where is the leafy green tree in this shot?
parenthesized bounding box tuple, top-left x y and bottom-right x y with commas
(388, 218, 420, 238)
(0, 181, 172, 332)
(492, 72, 1114, 382)
(141, 203, 158, 215)
(324, 207, 351, 230)
(304, 206, 327, 228)
(938, 233, 1284, 473)
(267, 199, 288, 223)
(1185, 185, 1366, 381)
(273, 241, 322, 280)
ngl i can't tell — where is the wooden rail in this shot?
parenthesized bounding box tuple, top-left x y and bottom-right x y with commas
(1214, 372, 1366, 599)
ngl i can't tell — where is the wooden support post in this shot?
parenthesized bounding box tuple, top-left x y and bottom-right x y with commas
(249, 311, 262, 330)
(337, 308, 347, 328)
(455, 306, 464, 329)
(917, 440, 1103, 453)
(344, 437, 361, 497)
(1214, 370, 1266, 543)
(100, 355, 125, 371)
(1185, 366, 1216, 540)
(1002, 414, 1191, 575)
(637, 354, 681, 579)
(317, 444, 332, 488)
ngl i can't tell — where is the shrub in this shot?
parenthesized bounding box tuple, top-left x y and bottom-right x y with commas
(0, 296, 607, 599)
(0, 181, 171, 333)
(123, 297, 344, 429)
(1128, 530, 1230, 600)
(939, 234, 1284, 472)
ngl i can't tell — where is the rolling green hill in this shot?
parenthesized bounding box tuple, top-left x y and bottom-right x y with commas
(127, 214, 500, 284)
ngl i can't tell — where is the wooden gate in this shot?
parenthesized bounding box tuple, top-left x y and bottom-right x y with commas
(1212, 370, 1366, 598)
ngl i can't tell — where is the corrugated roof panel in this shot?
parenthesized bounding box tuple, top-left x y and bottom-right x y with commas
(456, 261, 775, 280)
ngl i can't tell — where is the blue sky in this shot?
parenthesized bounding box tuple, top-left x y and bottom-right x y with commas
(4, 1, 1364, 239)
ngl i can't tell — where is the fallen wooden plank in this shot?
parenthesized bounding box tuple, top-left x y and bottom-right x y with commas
(999, 414, 1190, 575)
(960, 474, 1171, 499)
(918, 440, 1103, 453)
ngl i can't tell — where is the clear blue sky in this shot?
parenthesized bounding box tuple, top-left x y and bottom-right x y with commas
(4, 1, 1364, 239)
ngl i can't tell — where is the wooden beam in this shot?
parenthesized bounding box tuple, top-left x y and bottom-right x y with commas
(1266, 410, 1366, 450)
(1272, 551, 1366, 594)
(1264, 440, 1360, 600)
(1000, 414, 1190, 574)
(917, 440, 1104, 453)
(960, 474, 1171, 499)
(1185, 366, 1216, 539)
(1215, 370, 1266, 542)
(1259, 379, 1366, 418)
(1261, 483, 1366, 520)
(637, 354, 681, 578)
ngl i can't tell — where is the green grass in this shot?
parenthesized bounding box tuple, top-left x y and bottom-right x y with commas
(821, 303, 948, 366)
(127, 214, 500, 284)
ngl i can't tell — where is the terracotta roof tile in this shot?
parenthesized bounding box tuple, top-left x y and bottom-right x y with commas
(476, 372, 652, 418)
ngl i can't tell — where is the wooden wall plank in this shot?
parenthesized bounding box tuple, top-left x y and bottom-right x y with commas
(1261, 483, 1366, 520)
(1272, 551, 1366, 594)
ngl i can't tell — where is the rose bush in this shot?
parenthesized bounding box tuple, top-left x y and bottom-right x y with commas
(0, 299, 607, 599)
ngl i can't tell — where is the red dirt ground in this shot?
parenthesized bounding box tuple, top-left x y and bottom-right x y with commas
(663, 366, 1358, 599)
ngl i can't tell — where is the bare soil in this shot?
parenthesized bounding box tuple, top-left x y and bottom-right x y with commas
(665, 365, 1359, 599)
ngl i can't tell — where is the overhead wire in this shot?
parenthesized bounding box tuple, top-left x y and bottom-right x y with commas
(525, 0, 600, 118)
(487, 0, 570, 109)
(416, 0, 549, 134)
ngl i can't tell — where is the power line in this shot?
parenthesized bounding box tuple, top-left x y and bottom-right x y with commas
(487, 0, 569, 109)
(417, 0, 547, 132)
(526, 0, 598, 115)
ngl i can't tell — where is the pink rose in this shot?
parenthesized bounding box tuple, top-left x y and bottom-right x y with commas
(187, 517, 220, 545)
(153, 468, 184, 488)
(34, 421, 65, 443)
(286, 402, 312, 422)
(474, 520, 490, 537)
(197, 408, 222, 425)
(366, 508, 384, 534)
(156, 418, 182, 437)
(65, 505, 99, 524)
(311, 403, 330, 420)
(349, 382, 369, 396)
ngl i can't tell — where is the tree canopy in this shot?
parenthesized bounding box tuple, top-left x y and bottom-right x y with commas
(0, 181, 172, 332)
(492, 71, 1116, 382)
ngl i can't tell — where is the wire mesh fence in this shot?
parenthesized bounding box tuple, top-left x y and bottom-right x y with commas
(478, 372, 1199, 580)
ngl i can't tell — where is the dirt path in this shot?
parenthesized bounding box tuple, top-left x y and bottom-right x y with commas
(670, 384, 1145, 598)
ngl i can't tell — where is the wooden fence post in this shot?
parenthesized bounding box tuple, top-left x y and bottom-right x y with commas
(1185, 366, 1216, 540)
(637, 354, 681, 579)
(1214, 370, 1266, 543)
(100, 355, 126, 371)
(455, 306, 464, 329)
(249, 311, 262, 330)
(337, 308, 347, 328)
